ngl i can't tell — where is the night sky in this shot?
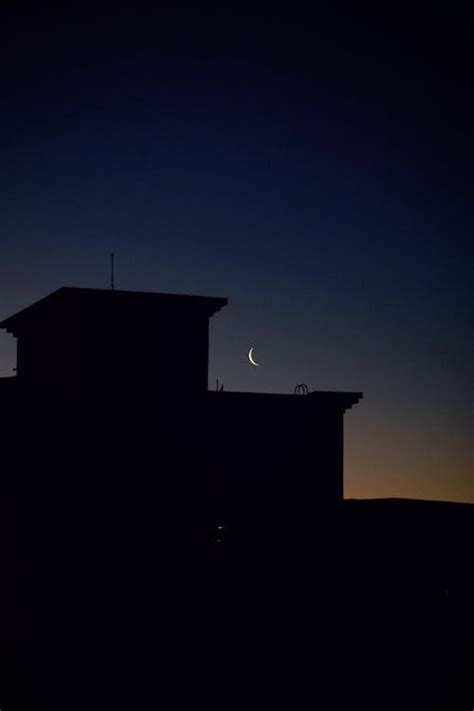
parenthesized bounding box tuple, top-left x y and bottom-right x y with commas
(1, 6, 472, 503)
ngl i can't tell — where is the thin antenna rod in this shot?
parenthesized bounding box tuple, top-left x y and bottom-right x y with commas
(111, 252, 115, 290)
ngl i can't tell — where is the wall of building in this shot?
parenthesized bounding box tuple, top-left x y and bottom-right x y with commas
(15, 313, 210, 392)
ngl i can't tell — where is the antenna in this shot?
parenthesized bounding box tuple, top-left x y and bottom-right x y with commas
(110, 252, 115, 290)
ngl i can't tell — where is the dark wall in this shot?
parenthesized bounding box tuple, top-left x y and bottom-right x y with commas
(205, 393, 345, 528)
(2, 378, 471, 707)
(15, 313, 210, 392)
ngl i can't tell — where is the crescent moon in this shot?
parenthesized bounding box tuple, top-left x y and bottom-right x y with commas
(248, 347, 261, 367)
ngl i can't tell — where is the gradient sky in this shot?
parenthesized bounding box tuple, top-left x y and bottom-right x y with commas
(1, 6, 472, 502)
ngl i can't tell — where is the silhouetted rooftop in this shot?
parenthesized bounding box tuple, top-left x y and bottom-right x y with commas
(1, 286, 228, 334)
(208, 389, 362, 411)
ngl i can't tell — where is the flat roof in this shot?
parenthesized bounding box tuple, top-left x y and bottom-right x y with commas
(207, 389, 362, 411)
(1, 286, 228, 334)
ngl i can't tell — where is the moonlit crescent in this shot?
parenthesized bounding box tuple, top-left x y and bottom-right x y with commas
(248, 347, 261, 367)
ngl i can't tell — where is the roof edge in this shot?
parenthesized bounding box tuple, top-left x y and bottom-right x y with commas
(1, 286, 228, 333)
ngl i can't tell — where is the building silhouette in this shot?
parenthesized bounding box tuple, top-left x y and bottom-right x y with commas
(1, 286, 227, 390)
(0, 285, 362, 509)
(1, 287, 472, 708)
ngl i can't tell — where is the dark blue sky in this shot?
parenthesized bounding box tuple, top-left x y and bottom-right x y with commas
(1, 6, 472, 501)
